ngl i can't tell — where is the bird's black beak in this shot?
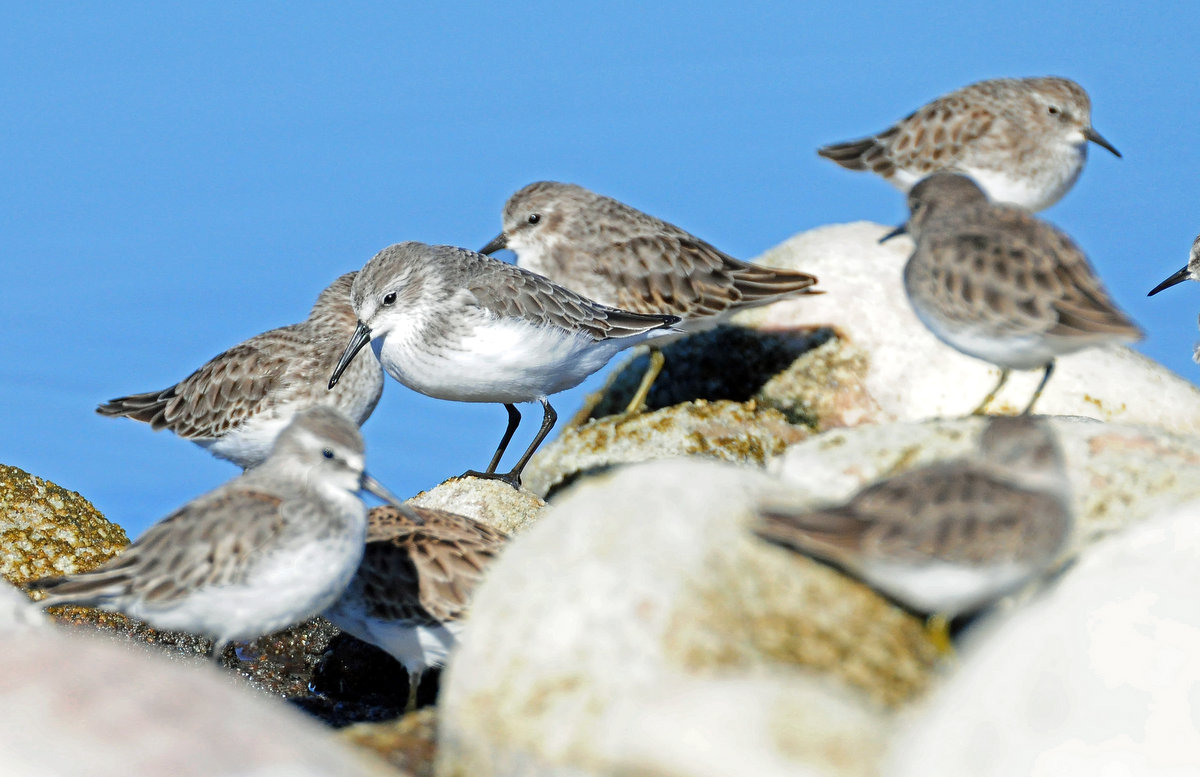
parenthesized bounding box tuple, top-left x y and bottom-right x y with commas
(1084, 127, 1121, 158)
(329, 322, 372, 389)
(1148, 265, 1190, 296)
(360, 472, 404, 507)
(879, 223, 908, 244)
(479, 233, 508, 255)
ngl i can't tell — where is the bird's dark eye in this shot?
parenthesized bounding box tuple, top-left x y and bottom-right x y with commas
(322, 448, 335, 460)
(527, 213, 541, 225)
(382, 291, 397, 306)
(1047, 105, 1060, 116)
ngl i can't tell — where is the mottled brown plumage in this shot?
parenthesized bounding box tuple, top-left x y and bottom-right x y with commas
(819, 76, 1120, 211)
(98, 272, 383, 468)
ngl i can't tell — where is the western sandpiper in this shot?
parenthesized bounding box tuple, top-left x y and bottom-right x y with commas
(328, 242, 679, 487)
(324, 503, 506, 711)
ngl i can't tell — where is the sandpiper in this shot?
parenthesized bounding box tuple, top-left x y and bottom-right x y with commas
(30, 407, 401, 662)
(98, 272, 384, 469)
(324, 503, 507, 711)
(819, 76, 1120, 211)
(328, 241, 679, 487)
(480, 181, 819, 412)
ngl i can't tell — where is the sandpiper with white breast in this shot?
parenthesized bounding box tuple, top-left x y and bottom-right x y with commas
(30, 407, 402, 663)
(324, 503, 506, 711)
(480, 181, 820, 412)
(328, 242, 679, 487)
(98, 272, 384, 469)
(819, 76, 1120, 212)
(888, 172, 1141, 414)
(756, 415, 1072, 649)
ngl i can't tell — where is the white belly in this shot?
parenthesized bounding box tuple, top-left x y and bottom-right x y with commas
(127, 521, 365, 643)
(865, 560, 1037, 617)
(376, 318, 642, 403)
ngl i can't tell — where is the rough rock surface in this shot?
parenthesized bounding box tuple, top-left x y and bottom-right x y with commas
(437, 459, 939, 777)
(769, 416, 1200, 550)
(407, 475, 546, 534)
(886, 501, 1200, 776)
(734, 222, 1200, 432)
(523, 399, 809, 498)
(0, 464, 128, 585)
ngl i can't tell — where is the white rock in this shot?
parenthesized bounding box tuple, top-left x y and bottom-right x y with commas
(437, 459, 937, 777)
(738, 222, 1200, 433)
(769, 416, 1200, 547)
(602, 673, 888, 777)
(0, 622, 393, 777)
(886, 500, 1200, 776)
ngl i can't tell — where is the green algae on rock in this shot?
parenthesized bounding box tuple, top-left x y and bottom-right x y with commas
(0, 464, 128, 586)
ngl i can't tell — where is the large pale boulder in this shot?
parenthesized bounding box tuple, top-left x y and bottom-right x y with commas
(886, 501, 1200, 776)
(735, 222, 1200, 432)
(437, 459, 939, 777)
(0, 584, 393, 777)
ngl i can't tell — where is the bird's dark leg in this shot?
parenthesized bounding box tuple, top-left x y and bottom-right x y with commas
(466, 398, 556, 489)
(1022, 362, 1055, 415)
(485, 404, 521, 474)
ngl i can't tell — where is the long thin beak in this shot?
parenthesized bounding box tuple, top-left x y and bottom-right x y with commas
(329, 322, 372, 389)
(479, 233, 507, 255)
(1148, 265, 1190, 296)
(879, 223, 908, 244)
(360, 472, 404, 507)
(1084, 127, 1121, 158)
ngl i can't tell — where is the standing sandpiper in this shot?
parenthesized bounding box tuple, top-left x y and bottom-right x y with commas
(887, 173, 1141, 414)
(31, 407, 401, 662)
(328, 242, 679, 487)
(819, 76, 1120, 211)
(98, 272, 384, 469)
(480, 181, 819, 412)
(757, 415, 1072, 649)
(324, 503, 506, 711)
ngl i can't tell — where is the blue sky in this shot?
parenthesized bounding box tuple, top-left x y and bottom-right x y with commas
(4, 4, 1198, 536)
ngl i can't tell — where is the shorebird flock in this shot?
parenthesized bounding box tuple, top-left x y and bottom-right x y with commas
(27, 74, 1189, 710)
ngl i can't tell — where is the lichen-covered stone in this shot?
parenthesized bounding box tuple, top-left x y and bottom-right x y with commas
(407, 476, 546, 535)
(523, 399, 809, 498)
(0, 464, 128, 585)
(768, 416, 1200, 551)
(341, 707, 438, 777)
(437, 460, 938, 777)
(735, 222, 1200, 432)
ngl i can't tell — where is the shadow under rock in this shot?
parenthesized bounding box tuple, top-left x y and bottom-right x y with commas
(585, 325, 834, 421)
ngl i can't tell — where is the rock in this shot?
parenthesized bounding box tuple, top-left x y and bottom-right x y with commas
(0, 594, 395, 777)
(734, 222, 1200, 433)
(341, 708, 439, 777)
(0, 464, 128, 585)
(407, 476, 546, 534)
(768, 416, 1200, 550)
(601, 673, 888, 777)
(885, 500, 1200, 776)
(580, 326, 834, 422)
(523, 400, 809, 498)
(437, 459, 938, 777)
